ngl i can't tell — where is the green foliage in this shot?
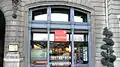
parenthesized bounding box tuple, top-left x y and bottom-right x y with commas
(109, 47, 114, 54)
(103, 38, 114, 46)
(103, 27, 113, 37)
(101, 51, 108, 58)
(101, 58, 108, 66)
(101, 27, 116, 67)
(109, 55, 116, 63)
(107, 62, 114, 67)
(101, 45, 110, 50)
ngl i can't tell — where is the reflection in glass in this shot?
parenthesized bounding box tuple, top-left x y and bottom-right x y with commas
(51, 13, 68, 21)
(51, 8, 70, 22)
(74, 16, 83, 22)
(74, 10, 87, 22)
(34, 14, 47, 21)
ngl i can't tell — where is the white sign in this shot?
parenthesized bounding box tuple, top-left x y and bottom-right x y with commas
(9, 44, 18, 51)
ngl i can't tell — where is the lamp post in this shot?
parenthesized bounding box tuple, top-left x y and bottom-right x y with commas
(12, 0, 21, 19)
(105, 0, 109, 28)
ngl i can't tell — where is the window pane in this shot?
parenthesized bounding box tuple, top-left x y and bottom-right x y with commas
(74, 42, 88, 64)
(51, 8, 70, 22)
(33, 33, 48, 41)
(50, 42, 71, 66)
(74, 16, 83, 22)
(31, 41, 47, 65)
(51, 13, 68, 21)
(71, 34, 84, 41)
(33, 9, 47, 21)
(74, 10, 87, 22)
(34, 14, 47, 21)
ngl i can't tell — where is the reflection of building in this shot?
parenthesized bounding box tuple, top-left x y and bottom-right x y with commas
(0, 0, 120, 67)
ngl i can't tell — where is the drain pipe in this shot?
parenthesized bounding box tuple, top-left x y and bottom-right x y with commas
(105, 0, 109, 28)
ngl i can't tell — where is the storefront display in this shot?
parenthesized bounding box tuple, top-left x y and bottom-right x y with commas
(74, 42, 88, 64)
(50, 42, 71, 67)
(30, 30, 88, 67)
(31, 41, 47, 65)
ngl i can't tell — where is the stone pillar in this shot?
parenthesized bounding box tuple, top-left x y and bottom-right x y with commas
(4, 52, 23, 67)
(108, 0, 120, 67)
(2, 0, 24, 67)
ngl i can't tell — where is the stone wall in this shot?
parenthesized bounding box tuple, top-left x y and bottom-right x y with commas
(90, 0, 106, 67)
(108, 0, 120, 67)
(1, 0, 116, 67)
(0, 0, 25, 67)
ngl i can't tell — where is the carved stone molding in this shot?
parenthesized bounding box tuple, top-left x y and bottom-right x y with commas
(12, 0, 21, 19)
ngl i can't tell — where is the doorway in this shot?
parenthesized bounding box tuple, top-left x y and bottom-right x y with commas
(0, 10, 5, 67)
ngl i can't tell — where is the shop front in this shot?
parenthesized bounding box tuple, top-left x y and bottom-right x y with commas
(29, 6, 91, 67)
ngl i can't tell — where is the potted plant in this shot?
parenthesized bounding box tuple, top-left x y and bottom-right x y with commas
(101, 27, 116, 67)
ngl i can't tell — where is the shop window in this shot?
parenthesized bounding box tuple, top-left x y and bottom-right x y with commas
(49, 30, 71, 67)
(74, 42, 88, 64)
(73, 33, 88, 64)
(31, 41, 47, 65)
(50, 42, 71, 67)
(51, 8, 70, 22)
(74, 10, 87, 22)
(30, 6, 90, 66)
(31, 33, 48, 65)
(32, 9, 47, 21)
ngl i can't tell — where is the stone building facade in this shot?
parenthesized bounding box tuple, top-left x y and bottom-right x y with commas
(0, 0, 120, 67)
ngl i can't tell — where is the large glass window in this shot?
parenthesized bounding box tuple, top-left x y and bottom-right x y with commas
(51, 8, 70, 22)
(31, 30, 88, 66)
(32, 7, 88, 23)
(30, 6, 90, 67)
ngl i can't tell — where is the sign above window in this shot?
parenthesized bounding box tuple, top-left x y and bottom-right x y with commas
(54, 30, 67, 42)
